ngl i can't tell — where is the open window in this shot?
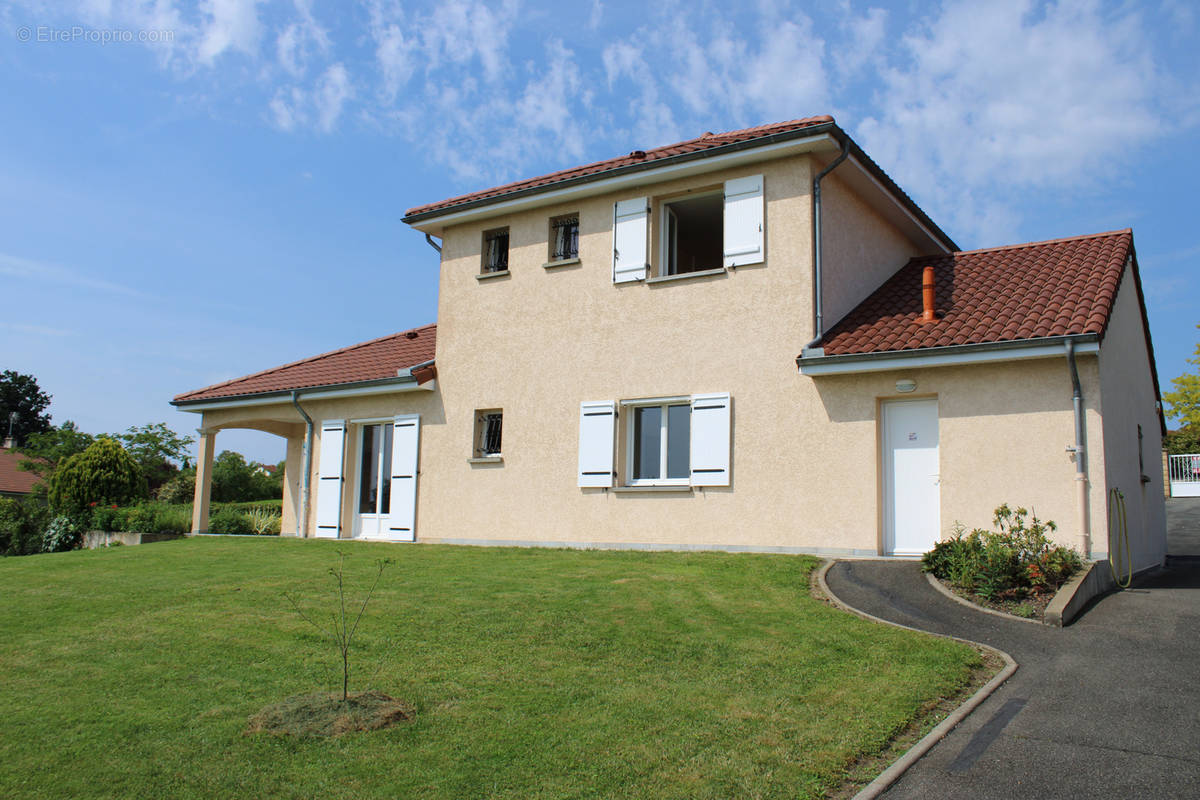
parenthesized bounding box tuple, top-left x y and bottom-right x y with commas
(482, 228, 509, 273)
(549, 214, 579, 262)
(661, 192, 723, 275)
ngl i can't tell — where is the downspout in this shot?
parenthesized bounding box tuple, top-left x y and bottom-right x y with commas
(801, 138, 852, 355)
(1065, 340, 1091, 556)
(424, 233, 442, 254)
(291, 390, 314, 539)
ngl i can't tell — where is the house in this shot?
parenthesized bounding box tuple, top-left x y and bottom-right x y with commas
(0, 448, 42, 499)
(172, 115, 1167, 572)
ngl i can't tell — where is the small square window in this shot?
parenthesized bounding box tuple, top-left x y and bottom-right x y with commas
(549, 214, 579, 261)
(473, 410, 503, 457)
(482, 228, 509, 273)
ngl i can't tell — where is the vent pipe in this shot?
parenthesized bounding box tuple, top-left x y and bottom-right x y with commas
(920, 265, 937, 323)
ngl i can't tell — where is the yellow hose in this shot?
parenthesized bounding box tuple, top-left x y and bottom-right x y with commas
(1107, 488, 1132, 589)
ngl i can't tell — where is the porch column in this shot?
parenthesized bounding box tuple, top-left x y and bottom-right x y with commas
(191, 428, 216, 534)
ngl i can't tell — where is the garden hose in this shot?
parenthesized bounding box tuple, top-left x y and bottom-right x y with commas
(1107, 488, 1132, 589)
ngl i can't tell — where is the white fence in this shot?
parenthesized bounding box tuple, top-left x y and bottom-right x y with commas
(1169, 454, 1200, 497)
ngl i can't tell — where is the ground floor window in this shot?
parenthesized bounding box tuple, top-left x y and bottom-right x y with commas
(358, 423, 392, 515)
(629, 402, 691, 484)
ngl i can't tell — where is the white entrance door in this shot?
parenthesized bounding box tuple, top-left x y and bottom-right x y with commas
(882, 398, 940, 556)
(354, 423, 393, 539)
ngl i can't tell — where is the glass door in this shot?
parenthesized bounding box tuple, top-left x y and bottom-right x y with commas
(355, 423, 392, 538)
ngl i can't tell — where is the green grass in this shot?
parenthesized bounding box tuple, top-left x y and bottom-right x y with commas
(0, 539, 979, 799)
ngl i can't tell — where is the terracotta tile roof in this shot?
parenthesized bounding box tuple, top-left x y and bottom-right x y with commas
(818, 230, 1132, 356)
(404, 116, 835, 219)
(173, 323, 436, 404)
(0, 449, 42, 495)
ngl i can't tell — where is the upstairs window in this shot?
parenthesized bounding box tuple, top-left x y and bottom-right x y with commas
(482, 228, 509, 273)
(550, 214, 579, 262)
(662, 192, 723, 275)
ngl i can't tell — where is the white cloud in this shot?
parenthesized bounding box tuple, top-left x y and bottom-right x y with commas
(856, 0, 1170, 243)
(196, 0, 261, 64)
(314, 63, 352, 132)
(275, 0, 329, 77)
(0, 251, 144, 297)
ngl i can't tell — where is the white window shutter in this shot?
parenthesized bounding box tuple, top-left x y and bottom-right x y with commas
(723, 175, 764, 268)
(314, 420, 346, 537)
(690, 393, 731, 486)
(612, 197, 649, 283)
(578, 401, 616, 487)
(388, 414, 420, 542)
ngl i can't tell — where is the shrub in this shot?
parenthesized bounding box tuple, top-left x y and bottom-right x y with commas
(125, 504, 160, 533)
(209, 508, 253, 535)
(156, 471, 195, 504)
(154, 506, 192, 534)
(90, 504, 127, 533)
(0, 498, 49, 556)
(246, 507, 282, 536)
(42, 515, 81, 552)
(922, 504, 1082, 601)
(49, 438, 146, 515)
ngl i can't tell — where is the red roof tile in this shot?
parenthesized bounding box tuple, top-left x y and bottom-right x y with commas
(0, 449, 42, 496)
(404, 116, 835, 219)
(173, 324, 436, 404)
(818, 230, 1132, 356)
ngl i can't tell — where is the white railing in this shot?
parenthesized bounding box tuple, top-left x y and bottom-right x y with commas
(1169, 454, 1200, 497)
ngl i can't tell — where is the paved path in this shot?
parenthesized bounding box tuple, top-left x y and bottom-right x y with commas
(826, 559, 1200, 798)
(1167, 497, 1200, 556)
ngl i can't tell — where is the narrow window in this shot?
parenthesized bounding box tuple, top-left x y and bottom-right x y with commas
(661, 193, 722, 275)
(357, 423, 392, 515)
(473, 409, 503, 458)
(550, 214, 579, 261)
(482, 228, 509, 273)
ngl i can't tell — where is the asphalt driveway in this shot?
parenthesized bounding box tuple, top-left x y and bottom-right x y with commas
(825, 506, 1200, 798)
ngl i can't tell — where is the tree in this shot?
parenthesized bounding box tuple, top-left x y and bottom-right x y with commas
(1164, 426, 1200, 456)
(0, 370, 52, 447)
(17, 421, 95, 480)
(1164, 323, 1200, 431)
(49, 437, 146, 515)
(116, 423, 193, 492)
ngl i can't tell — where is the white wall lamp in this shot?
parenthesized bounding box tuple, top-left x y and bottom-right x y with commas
(895, 379, 917, 393)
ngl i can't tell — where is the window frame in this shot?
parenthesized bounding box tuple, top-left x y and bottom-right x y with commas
(622, 396, 691, 487)
(548, 213, 580, 263)
(656, 188, 724, 277)
(354, 420, 393, 518)
(472, 408, 504, 459)
(481, 227, 510, 274)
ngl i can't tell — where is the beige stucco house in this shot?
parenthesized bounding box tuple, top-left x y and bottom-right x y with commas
(172, 115, 1167, 572)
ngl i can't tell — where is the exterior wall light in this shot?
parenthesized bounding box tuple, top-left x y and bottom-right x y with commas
(895, 379, 917, 393)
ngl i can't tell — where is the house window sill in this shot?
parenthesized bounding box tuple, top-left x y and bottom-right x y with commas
(543, 258, 581, 270)
(468, 456, 503, 464)
(611, 485, 693, 493)
(476, 270, 510, 281)
(645, 267, 727, 285)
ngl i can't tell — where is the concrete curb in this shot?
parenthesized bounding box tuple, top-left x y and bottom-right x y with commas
(813, 560, 1018, 800)
(924, 572, 1043, 626)
(1043, 560, 1115, 627)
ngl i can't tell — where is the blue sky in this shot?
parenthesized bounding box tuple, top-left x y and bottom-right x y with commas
(2, 0, 1198, 464)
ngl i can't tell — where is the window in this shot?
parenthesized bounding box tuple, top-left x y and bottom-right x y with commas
(357, 423, 393, 516)
(611, 175, 764, 284)
(473, 409, 503, 458)
(482, 228, 509, 273)
(661, 193, 722, 275)
(628, 401, 691, 484)
(576, 394, 731, 488)
(549, 214, 579, 261)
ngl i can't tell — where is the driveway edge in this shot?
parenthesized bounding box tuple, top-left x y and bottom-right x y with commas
(814, 559, 1019, 800)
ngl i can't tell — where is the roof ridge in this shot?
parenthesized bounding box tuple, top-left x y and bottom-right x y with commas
(174, 322, 435, 401)
(925, 228, 1132, 259)
(404, 115, 835, 218)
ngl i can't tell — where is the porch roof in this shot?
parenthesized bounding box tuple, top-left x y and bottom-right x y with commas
(172, 323, 436, 405)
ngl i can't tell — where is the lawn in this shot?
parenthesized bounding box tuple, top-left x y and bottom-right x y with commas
(0, 538, 980, 799)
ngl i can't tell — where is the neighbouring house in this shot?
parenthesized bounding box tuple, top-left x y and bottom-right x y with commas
(0, 448, 42, 499)
(172, 115, 1167, 572)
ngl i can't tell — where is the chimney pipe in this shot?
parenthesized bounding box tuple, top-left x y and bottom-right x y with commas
(920, 265, 937, 323)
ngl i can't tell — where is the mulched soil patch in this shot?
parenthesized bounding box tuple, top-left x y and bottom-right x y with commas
(245, 691, 414, 738)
